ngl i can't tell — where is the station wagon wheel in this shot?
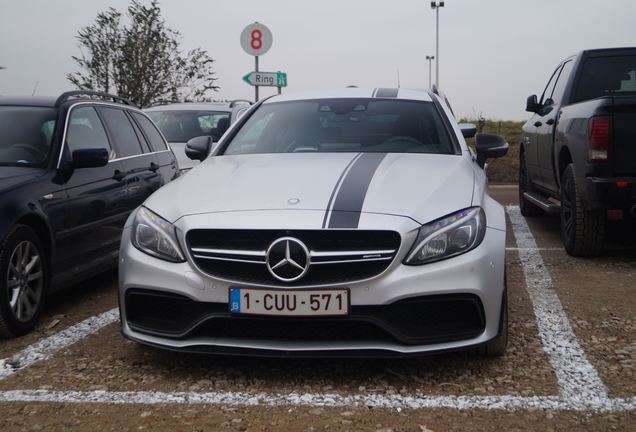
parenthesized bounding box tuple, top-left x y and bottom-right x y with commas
(0, 225, 48, 337)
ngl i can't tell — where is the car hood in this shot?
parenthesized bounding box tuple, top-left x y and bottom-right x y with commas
(0, 166, 44, 193)
(145, 152, 475, 226)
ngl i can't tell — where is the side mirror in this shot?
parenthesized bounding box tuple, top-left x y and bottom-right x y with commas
(185, 136, 213, 161)
(458, 123, 477, 138)
(72, 148, 109, 168)
(525, 94, 540, 113)
(475, 133, 509, 168)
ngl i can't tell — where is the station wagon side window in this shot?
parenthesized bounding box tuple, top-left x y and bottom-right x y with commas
(130, 112, 169, 152)
(66, 106, 113, 158)
(98, 107, 145, 158)
(126, 111, 153, 154)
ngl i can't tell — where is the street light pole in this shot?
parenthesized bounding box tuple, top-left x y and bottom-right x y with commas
(430, 1, 444, 89)
(425, 55, 434, 88)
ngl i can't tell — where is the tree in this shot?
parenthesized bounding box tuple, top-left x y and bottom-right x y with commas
(67, 0, 219, 106)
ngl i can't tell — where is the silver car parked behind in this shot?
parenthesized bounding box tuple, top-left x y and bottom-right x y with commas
(144, 100, 251, 172)
(120, 87, 509, 357)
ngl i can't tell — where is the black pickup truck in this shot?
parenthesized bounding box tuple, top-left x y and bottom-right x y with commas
(520, 47, 636, 256)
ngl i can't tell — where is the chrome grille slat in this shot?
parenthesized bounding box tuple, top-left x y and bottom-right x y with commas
(190, 248, 266, 256)
(310, 256, 393, 265)
(310, 249, 395, 257)
(192, 255, 265, 264)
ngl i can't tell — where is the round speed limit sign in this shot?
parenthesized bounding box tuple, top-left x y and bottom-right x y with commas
(240, 22, 273, 56)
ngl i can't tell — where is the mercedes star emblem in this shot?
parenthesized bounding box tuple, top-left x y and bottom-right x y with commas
(266, 237, 310, 282)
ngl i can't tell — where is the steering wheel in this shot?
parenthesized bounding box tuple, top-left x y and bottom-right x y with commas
(11, 143, 45, 161)
(381, 136, 424, 147)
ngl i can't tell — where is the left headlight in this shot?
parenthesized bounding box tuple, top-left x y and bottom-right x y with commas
(404, 207, 486, 265)
(131, 207, 185, 262)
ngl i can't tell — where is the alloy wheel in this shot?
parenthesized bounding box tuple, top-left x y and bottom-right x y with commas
(6, 240, 43, 322)
(561, 175, 574, 240)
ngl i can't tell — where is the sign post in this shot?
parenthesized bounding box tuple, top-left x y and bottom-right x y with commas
(240, 22, 273, 102)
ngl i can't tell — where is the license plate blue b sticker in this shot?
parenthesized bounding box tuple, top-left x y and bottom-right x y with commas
(229, 288, 241, 313)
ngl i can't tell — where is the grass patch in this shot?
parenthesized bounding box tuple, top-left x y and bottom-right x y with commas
(460, 119, 525, 183)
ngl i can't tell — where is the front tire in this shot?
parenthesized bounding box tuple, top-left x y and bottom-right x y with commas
(0, 225, 48, 338)
(560, 164, 605, 257)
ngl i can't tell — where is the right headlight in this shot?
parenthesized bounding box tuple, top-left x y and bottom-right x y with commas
(131, 207, 185, 262)
(404, 207, 486, 265)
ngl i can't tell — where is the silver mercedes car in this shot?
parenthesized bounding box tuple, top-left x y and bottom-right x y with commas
(118, 87, 510, 357)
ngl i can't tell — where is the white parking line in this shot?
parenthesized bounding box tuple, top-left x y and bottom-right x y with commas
(0, 389, 633, 412)
(0, 206, 633, 412)
(0, 308, 118, 380)
(505, 247, 563, 251)
(506, 206, 610, 409)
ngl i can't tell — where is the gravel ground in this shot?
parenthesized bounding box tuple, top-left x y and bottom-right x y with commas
(523, 218, 636, 398)
(0, 403, 634, 432)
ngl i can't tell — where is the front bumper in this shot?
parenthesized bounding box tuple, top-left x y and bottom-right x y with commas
(118, 212, 506, 356)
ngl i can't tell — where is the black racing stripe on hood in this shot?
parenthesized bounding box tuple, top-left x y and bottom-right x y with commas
(321, 153, 362, 228)
(375, 88, 399, 98)
(327, 153, 387, 228)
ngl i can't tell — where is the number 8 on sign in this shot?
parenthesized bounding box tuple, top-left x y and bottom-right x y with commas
(240, 22, 273, 56)
(251, 30, 262, 50)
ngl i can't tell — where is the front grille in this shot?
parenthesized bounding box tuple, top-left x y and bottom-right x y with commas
(126, 289, 486, 346)
(186, 229, 401, 286)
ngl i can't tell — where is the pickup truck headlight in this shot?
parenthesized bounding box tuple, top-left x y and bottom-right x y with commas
(404, 207, 486, 265)
(132, 207, 185, 262)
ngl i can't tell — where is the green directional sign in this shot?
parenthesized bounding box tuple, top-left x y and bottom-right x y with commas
(242, 71, 287, 87)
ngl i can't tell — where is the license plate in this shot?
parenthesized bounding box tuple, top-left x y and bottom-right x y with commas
(229, 288, 349, 317)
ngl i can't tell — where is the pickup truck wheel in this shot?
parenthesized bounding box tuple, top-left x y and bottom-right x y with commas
(0, 225, 48, 338)
(560, 164, 605, 257)
(519, 152, 543, 217)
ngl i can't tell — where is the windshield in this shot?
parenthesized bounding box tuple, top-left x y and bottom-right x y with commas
(146, 110, 231, 143)
(0, 106, 57, 166)
(223, 99, 454, 155)
(574, 55, 636, 102)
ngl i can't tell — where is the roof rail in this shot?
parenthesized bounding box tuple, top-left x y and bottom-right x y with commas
(431, 84, 440, 96)
(145, 99, 179, 108)
(55, 91, 136, 107)
(229, 99, 253, 108)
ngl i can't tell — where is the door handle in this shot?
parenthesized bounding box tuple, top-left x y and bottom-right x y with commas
(534, 121, 542, 127)
(545, 118, 555, 126)
(112, 169, 126, 181)
(149, 162, 159, 173)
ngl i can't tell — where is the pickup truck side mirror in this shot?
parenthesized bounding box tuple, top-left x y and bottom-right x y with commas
(458, 123, 477, 138)
(475, 133, 509, 168)
(72, 148, 109, 168)
(185, 136, 213, 161)
(525, 95, 540, 113)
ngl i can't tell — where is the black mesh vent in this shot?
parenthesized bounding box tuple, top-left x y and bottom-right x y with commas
(126, 289, 485, 346)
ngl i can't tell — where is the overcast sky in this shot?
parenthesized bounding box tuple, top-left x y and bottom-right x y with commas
(1, 0, 634, 120)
